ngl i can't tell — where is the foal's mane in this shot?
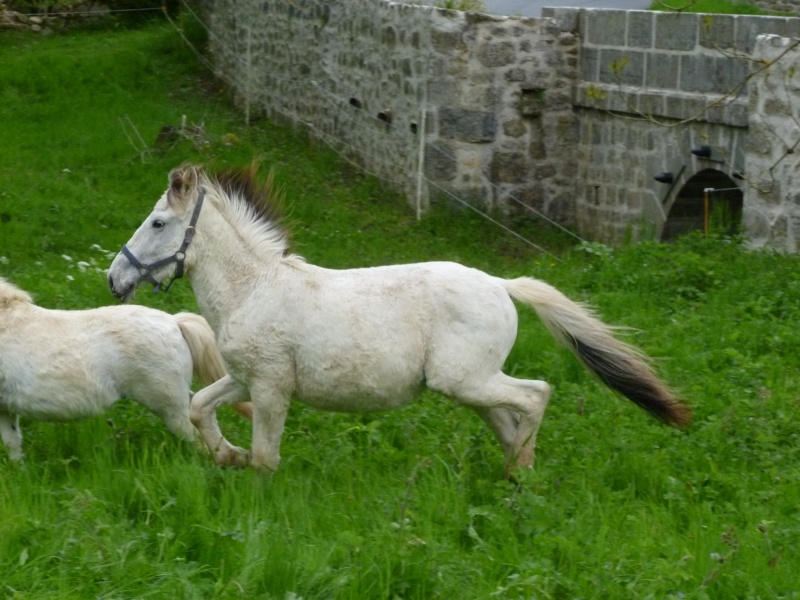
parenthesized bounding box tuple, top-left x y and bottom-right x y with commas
(0, 277, 33, 307)
(200, 163, 295, 260)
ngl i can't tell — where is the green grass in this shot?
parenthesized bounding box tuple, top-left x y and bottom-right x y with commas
(2, 19, 800, 600)
(648, 0, 776, 14)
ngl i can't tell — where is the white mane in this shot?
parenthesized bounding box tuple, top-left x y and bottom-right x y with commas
(0, 277, 33, 307)
(199, 170, 305, 267)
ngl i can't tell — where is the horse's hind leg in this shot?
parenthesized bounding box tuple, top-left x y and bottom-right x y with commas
(134, 381, 199, 444)
(0, 410, 23, 461)
(150, 392, 200, 443)
(473, 407, 519, 458)
(436, 373, 551, 477)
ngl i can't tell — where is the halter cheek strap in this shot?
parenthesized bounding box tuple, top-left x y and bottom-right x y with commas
(120, 189, 205, 294)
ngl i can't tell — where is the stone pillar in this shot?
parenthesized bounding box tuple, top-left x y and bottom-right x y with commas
(745, 34, 800, 251)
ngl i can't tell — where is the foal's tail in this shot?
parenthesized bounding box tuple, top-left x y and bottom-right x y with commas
(504, 277, 690, 428)
(174, 312, 253, 421)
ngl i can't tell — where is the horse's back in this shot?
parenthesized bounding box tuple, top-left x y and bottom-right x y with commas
(0, 302, 192, 418)
(223, 260, 517, 411)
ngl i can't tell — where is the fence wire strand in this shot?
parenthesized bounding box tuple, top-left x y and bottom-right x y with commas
(169, 0, 586, 256)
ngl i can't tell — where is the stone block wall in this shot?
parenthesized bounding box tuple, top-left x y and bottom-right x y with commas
(200, 1, 800, 249)
(566, 9, 797, 243)
(424, 11, 579, 223)
(745, 34, 800, 251)
(203, 0, 432, 202)
(202, 1, 581, 224)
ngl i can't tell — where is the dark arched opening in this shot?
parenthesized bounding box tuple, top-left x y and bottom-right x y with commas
(661, 169, 743, 241)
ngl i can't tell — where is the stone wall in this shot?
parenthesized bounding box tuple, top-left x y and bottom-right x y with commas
(745, 34, 800, 250)
(424, 11, 579, 223)
(200, 1, 800, 249)
(202, 1, 580, 224)
(204, 0, 431, 203)
(567, 9, 787, 242)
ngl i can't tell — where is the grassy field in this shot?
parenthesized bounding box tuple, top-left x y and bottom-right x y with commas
(1, 19, 800, 600)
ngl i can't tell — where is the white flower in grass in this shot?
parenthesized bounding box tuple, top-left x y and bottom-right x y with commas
(66, 275, 74, 281)
(77, 261, 90, 271)
(0, 256, 8, 265)
(61, 255, 72, 262)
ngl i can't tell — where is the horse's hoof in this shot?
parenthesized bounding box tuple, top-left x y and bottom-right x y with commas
(213, 445, 251, 468)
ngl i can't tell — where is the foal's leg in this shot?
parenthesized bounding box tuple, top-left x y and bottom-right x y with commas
(190, 375, 251, 466)
(0, 410, 23, 461)
(137, 388, 199, 444)
(248, 381, 291, 471)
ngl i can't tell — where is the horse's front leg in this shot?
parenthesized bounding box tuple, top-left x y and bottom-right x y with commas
(0, 409, 23, 462)
(249, 381, 291, 472)
(190, 375, 251, 467)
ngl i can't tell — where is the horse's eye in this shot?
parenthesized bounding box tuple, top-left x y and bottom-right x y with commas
(152, 219, 165, 230)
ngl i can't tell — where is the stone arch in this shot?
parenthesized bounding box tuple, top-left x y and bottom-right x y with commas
(661, 169, 743, 241)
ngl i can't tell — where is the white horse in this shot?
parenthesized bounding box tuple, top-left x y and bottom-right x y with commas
(0, 276, 251, 462)
(108, 164, 690, 476)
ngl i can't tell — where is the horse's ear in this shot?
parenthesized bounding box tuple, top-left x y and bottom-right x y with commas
(167, 165, 198, 207)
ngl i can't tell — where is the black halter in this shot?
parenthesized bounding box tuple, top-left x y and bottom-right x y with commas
(120, 189, 205, 294)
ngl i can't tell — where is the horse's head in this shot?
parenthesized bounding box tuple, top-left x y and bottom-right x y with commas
(108, 164, 204, 302)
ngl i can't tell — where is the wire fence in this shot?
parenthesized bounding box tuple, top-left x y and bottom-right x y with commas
(163, 1, 587, 259)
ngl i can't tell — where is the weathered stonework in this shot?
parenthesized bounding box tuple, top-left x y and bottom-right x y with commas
(200, 1, 800, 250)
(744, 34, 800, 251)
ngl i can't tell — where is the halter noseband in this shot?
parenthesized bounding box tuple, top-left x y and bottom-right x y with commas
(120, 189, 205, 294)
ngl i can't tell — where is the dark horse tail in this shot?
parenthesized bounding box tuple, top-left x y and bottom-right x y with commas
(504, 277, 690, 428)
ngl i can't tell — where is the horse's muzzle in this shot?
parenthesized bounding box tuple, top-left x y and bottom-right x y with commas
(108, 274, 135, 303)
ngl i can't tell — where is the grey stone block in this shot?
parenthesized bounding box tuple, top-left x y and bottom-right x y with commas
(638, 91, 666, 116)
(628, 12, 654, 49)
(424, 142, 458, 181)
(699, 14, 735, 51)
(585, 10, 627, 46)
(581, 46, 601, 81)
(439, 108, 498, 142)
(598, 48, 645, 87)
(491, 151, 532, 184)
(477, 41, 516, 67)
(680, 54, 749, 95)
(646, 53, 679, 90)
(655, 13, 698, 51)
(431, 29, 464, 54)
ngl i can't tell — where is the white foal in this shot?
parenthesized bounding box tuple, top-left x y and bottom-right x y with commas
(108, 164, 690, 477)
(0, 276, 250, 461)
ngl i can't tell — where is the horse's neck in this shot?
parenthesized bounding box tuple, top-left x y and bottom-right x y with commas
(187, 208, 280, 331)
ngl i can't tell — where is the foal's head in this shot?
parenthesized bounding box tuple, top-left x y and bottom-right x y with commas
(108, 162, 288, 302)
(107, 163, 206, 301)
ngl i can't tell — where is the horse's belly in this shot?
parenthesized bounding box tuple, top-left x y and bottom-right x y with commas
(1, 360, 116, 420)
(293, 360, 422, 412)
(296, 387, 419, 412)
(2, 389, 114, 421)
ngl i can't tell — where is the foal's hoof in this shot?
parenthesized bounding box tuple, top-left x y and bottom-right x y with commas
(213, 444, 251, 468)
